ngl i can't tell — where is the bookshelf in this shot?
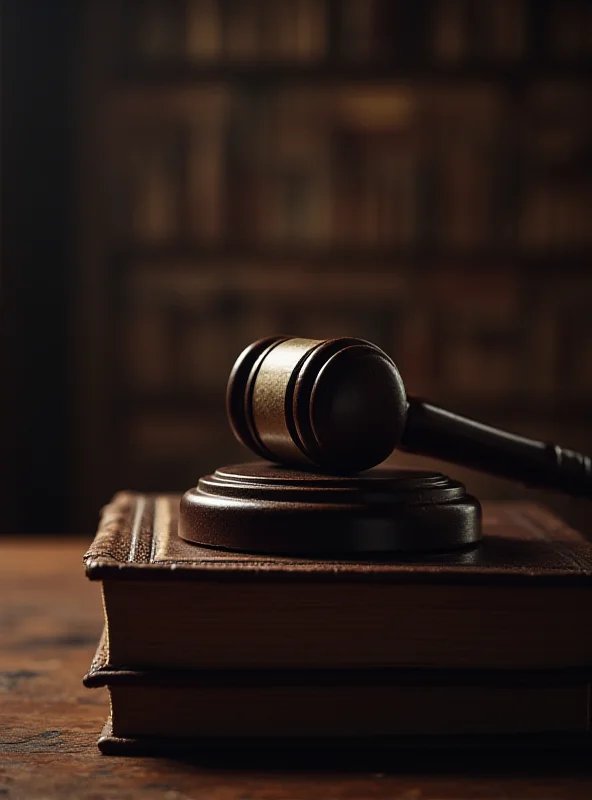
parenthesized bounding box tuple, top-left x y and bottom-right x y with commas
(75, 0, 592, 530)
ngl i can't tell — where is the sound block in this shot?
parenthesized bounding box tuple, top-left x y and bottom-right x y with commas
(179, 461, 482, 556)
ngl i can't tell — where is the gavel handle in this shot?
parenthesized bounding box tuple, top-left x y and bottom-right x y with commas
(400, 397, 592, 498)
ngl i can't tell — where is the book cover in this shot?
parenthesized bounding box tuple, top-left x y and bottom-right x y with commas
(85, 632, 592, 745)
(84, 491, 592, 671)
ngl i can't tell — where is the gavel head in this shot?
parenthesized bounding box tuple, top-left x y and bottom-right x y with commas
(227, 336, 408, 472)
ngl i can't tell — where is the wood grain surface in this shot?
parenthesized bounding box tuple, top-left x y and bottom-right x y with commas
(1, 536, 592, 799)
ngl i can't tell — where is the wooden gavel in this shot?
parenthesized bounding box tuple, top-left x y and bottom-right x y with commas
(227, 335, 591, 497)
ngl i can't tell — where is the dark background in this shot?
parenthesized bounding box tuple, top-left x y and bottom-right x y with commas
(2, 0, 591, 534)
(2, 1, 80, 532)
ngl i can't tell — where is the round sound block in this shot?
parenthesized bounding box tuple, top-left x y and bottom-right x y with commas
(179, 461, 482, 556)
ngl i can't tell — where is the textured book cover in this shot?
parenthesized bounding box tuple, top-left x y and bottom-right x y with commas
(84, 492, 592, 672)
(84, 491, 592, 581)
(94, 717, 592, 756)
(84, 492, 592, 752)
(86, 628, 592, 752)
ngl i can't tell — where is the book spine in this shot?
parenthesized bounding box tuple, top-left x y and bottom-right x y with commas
(84, 493, 138, 566)
(131, 0, 185, 62)
(186, 0, 223, 61)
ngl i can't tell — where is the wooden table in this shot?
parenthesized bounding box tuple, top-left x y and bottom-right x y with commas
(1, 536, 591, 799)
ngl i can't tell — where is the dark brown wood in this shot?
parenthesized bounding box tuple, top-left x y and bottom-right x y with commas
(227, 336, 592, 496)
(179, 461, 481, 554)
(401, 400, 592, 498)
(1, 536, 592, 798)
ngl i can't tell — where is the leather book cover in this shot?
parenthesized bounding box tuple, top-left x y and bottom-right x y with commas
(86, 634, 592, 751)
(96, 716, 592, 756)
(84, 497, 592, 750)
(84, 491, 592, 584)
(84, 631, 592, 689)
(83, 492, 592, 672)
(97, 719, 590, 756)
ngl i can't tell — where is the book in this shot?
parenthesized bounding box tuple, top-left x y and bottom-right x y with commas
(122, 125, 187, 243)
(84, 633, 591, 742)
(93, 716, 592, 756)
(84, 492, 592, 672)
(431, 0, 525, 63)
(186, 0, 222, 61)
(129, 0, 184, 63)
(223, 0, 260, 60)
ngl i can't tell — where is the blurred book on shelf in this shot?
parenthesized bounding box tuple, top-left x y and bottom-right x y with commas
(74, 0, 592, 532)
(119, 0, 592, 68)
(108, 80, 592, 253)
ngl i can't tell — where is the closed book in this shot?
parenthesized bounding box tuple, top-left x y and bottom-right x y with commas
(84, 492, 592, 672)
(84, 632, 592, 746)
(94, 717, 592, 756)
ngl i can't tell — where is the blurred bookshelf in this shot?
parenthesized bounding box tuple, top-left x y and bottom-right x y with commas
(75, 0, 592, 531)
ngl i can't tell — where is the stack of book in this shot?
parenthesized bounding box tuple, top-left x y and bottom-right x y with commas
(84, 491, 592, 754)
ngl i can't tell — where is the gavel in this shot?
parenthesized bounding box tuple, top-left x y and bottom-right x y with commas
(227, 335, 591, 497)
